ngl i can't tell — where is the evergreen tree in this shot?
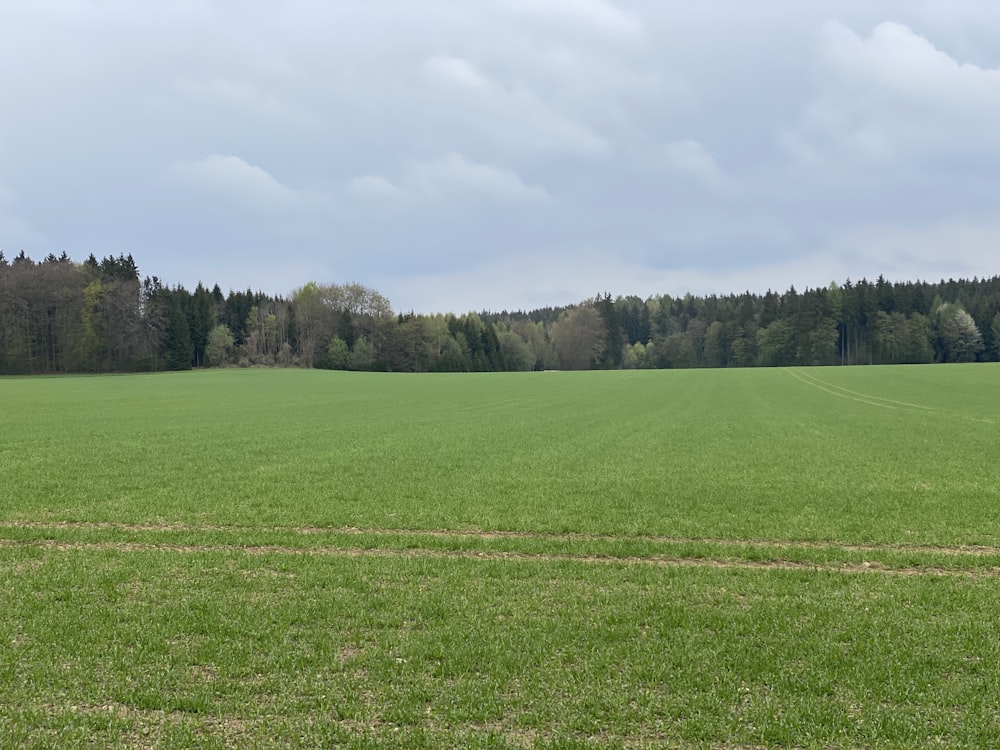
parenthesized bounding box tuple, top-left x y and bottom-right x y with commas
(596, 293, 623, 368)
(188, 283, 216, 367)
(163, 293, 194, 370)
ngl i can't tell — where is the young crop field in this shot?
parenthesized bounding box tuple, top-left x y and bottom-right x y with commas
(2, 365, 1000, 748)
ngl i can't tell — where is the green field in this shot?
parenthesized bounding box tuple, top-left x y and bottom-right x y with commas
(2, 366, 1000, 748)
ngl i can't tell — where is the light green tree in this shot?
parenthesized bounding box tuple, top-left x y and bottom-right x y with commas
(496, 327, 533, 371)
(347, 337, 375, 371)
(756, 319, 796, 367)
(205, 324, 235, 367)
(936, 303, 983, 362)
(327, 336, 349, 369)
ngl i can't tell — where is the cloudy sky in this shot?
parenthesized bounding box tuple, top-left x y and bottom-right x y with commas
(2, 2, 999, 313)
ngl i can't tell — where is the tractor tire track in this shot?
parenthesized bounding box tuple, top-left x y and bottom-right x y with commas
(3, 520, 1000, 557)
(2, 537, 998, 578)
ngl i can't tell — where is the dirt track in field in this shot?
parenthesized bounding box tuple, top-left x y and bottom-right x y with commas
(4, 519, 1000, 556)
(2, 532, 999, 578)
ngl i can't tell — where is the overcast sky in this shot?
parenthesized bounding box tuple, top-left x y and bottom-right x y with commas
(2, 2, 999, 313)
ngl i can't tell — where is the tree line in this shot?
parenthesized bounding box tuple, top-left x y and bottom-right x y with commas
(1, 250, 999, 375)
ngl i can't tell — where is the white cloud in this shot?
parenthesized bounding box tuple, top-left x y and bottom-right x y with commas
(421, 56, 489, 90)
(785, 20, 1000, 171)
(347, 175, 401, 198)
(502, 0, 643, 41)
(166, 154, 296, 211)
(420, 55, 608, 154)
(346, 153, 548, 207)
(821, 21, 1000, 107)
(409, 152, 550, 204)
(657, 139, 726, 186)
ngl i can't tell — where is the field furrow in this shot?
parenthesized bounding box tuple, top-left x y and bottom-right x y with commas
(6, 535, 1000, 579)
(9, 519, 1000, 555)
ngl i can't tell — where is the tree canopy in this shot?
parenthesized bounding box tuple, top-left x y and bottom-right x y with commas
(2, 252, 999, 374)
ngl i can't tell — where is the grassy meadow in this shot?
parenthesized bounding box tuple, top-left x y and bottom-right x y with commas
(2, 365, 1000, 748)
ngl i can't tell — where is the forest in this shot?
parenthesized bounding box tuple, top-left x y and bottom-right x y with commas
(1, 250, 998, 375)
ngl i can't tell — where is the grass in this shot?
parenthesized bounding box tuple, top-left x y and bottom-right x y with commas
(2, 365, 1000, 747)
(3, 366, 999, 542)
